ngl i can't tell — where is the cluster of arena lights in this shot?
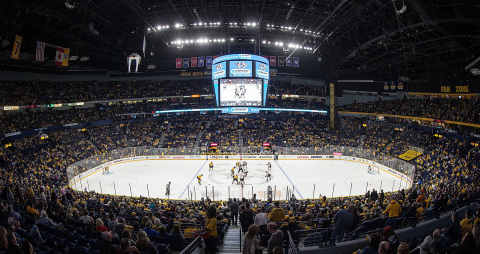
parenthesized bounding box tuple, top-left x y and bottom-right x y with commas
(171, 38, 227, 45)
(261, 41, 314, 51)
(146, 22, 322, 36)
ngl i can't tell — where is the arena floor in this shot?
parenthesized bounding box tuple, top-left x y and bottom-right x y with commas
(72, 159, 409, 201)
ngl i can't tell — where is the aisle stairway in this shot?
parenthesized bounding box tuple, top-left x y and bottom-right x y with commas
(218, 224, 243, 253)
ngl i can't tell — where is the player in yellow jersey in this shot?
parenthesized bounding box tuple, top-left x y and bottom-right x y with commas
(231, 167, 235, 177)
(232, 174, 239, 184)
(209, 162, 214, 171)
(197, 174, 203, 184)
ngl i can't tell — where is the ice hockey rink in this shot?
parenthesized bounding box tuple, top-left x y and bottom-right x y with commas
(71, 159, 411, 201)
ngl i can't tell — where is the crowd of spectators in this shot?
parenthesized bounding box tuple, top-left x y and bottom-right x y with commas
(0, 87, 480, 253)
(339, 97, 480, 124)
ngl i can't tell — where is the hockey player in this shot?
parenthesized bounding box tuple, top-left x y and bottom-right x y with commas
(267, 162, 272, 171)
(232, 174, 239, 184)
(209, 162, 214, 171)
(165, 181, 171, 196)
(231, 167, 235, 177)
(265, 171, 272, 181)
(368, 165, 372, 174)
(197, 174, 203, 185)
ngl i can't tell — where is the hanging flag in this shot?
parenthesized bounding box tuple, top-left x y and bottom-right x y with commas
(398, 81, 404, 90)
(213, 55, 219, 60)
(35, 41, 45, 62)
(62, 48, 70, 66)
(278, 56, 284, 66)
(390, 81, 396, 90)
(384, 81, 389, 90)
(262, 55, 268, 60)
(269, 56, 276, 66)
(198, 56, 205, 67)
(286, 57, 292, 67)
(183, 58, 189, 68)
(206, 56, 213, 66)
(11, 35, 22, 59)
(191, 57, 197, 67)
(54, 47, 70, 67)
(293, 57, 299, 67)
(176, 58, 182, 68)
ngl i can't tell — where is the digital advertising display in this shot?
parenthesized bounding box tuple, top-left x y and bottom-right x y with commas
(219, 78, 262, 107)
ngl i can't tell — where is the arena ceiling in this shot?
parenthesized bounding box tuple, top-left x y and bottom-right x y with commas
(0, 0, 479, 82)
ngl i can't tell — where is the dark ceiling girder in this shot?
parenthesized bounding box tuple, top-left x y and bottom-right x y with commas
(342, 18, 480, 64)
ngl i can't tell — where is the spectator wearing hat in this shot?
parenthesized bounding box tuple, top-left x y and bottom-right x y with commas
(382, 226, 399, 252)
(280, 216, 302, 250)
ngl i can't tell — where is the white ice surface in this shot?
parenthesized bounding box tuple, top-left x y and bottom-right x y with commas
(72, 159, 410, 201)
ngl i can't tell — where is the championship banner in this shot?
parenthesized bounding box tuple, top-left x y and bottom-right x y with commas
(55, 47, 70, 67)
(198, 56, 205, 67)
(278, 56, 284, 66)
(384, 81, 389, 90)
(269, 56, 276, 66)
(286, 57, 292, 67)
(398, 150, 422, 161)
(191, 57, 197, 67)
(183, 58, 189, 68)
(398, 81, 404, 90)
(390, 81, 396, 90)
(206, 56, 213, 66)
(11, 35, 22, 59)
(35, 41, 45, 62)
(293, 57, 299, 67)
(176, 58, 182, 68)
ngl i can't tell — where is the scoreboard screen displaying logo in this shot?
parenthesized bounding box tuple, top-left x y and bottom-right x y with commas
(212, 54, 269, 107)
(219, 78, 262, 107)
(230, 61, 252, 77)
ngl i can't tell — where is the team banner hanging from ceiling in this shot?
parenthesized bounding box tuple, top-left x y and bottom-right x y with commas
(384, 81, 389, 90)
(55, 47, 70, 67)
(397, 81, 404, 90)
(286, 57, 292, 67)
(198, 56, 205, 67)
(191, 57, 197, 67)
(11, 35, 22, 59)
(278, 56, 284, 66)
(183, 58, 189, 68)
(176, 58, 182, 68)
(293, 57, 299, 67)
(206, 56, 213, 66)
(35, 41, 45, 62)
(390, 81, 396, 90)
(270, 56, 276, 66)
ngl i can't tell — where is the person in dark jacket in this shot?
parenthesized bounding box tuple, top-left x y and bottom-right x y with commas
(441, 212, 462, 248)
(239, 203, 254, 234)
(330, 204, 355, 246)
(230, 198, 239, 226)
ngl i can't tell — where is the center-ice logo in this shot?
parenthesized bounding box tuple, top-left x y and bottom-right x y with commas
(215, 64, 223, 71)
(259, 64, 267, 71)
(234, 62, 248, 69)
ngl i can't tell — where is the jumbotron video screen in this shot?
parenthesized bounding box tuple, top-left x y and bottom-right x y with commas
(219, 78, 263, 107)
